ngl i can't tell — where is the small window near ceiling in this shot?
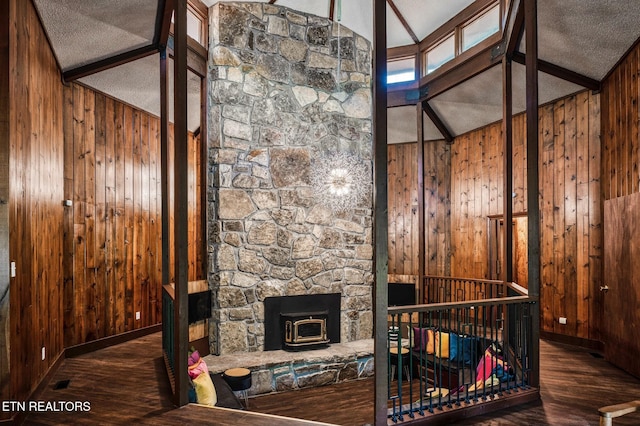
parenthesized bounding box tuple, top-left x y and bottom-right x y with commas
(461, 3, 500, 52)
(387, 56, 416, 84)
(425, 33, 455, 75)
(187, 8, 202, 44)
(171, 6, 206, 46)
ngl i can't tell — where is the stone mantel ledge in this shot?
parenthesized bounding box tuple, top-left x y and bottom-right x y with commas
(204, 338, 373, 374)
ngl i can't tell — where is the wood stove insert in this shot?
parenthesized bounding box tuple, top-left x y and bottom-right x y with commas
(264, 293, 340, 351)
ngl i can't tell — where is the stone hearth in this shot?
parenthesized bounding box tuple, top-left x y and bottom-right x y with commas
(206, 2, 374, 356)
(203, 339, 373, 396)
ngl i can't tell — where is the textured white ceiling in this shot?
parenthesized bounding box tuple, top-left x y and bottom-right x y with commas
(34, 0, 158, 71)
(79, 55, 202, 132)
(521, 0, 640, 80)
(32, 0, 640, 142)
(388, 106, 443, 144)
(429, 63, 584, 137)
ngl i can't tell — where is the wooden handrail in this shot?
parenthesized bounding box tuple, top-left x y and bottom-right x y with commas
(388, 294, 534, 315)
(423, 275, 504, 285)
(599, 400, 640, 426)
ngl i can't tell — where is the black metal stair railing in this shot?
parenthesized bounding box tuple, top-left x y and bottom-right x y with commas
(387, 279, 535, 423)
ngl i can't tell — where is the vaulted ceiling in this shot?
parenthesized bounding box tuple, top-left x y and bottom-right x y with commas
(32, 0, 640, 140)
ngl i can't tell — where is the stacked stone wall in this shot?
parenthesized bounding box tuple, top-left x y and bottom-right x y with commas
(207, 2, 373, 355)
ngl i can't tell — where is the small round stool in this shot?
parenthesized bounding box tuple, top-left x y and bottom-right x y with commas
(389, 347, 411, 381)
(222, 368, 252, 407)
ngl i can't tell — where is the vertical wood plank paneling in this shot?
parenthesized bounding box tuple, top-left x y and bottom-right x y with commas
(589, 92, 602, 341)
(149, 117, 159, 324)
(72, 85, 87, 345)
(0, 1, 9, 408)
(9, 0, 64, 402)
(124, 106, 135, 332)
(552, 99, 566, 334)
(95, 93, 107, 340)
(540, 104, 555, 332)
(62, 85, 75, 347)
(410, 141, 418, 278)
(114, 102, 126, 335)
(84, 89, 97, 342)
(61, 83, 204, 347)
(564, 96, 578, 336)
(425, 142, 437, 274)
(575, 91, 590, 339)
(395, 144, 406, 274)
(104, 97, 116, 336)
(387, 145, 397, 274)
(402, 145, 412, 274)
(628, 49, 637, 195)
(140, 113, 150, 327)
(434, 141, 451, 275)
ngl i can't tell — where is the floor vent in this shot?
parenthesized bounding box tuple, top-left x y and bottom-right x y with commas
(53, 379, 70, 390)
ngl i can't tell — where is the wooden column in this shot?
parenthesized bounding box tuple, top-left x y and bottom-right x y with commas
(173, 0, 189, 407)
(372, 0, 388, 424)
(199, 78, 207, 280)
(417, 102, 426, 302)
(524, 0, 541, 388)
(503, 56, 513, 284)
(0, 0, 10, 406)
(160, 50, 170, 289)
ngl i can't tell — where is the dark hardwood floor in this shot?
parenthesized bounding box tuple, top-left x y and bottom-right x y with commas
(21, 333, 640, 425)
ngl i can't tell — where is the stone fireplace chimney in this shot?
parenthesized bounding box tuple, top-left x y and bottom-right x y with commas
(207, 2, 373, 355)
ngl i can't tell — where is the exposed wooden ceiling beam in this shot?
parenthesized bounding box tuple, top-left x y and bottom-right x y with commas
(422, 101, 453, 143)
(63, 45, 158, 82)
(387, 0, 419, 45)
(387, 40, 503, 107)
(505, 0, 523, 56)
(423, 41, 503, 100)
(512, 51, 601, 91)
(64, 0, 176, 81)
(156, 0, 175, 48)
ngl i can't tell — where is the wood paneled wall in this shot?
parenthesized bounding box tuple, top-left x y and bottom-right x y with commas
(8, 0, 65, 403)
(387, 143, 419, 277)
(0, 0, 10, 407)
(537, 92, 601, 339)
(62, 83, 204, 348)
(602, 42, 640, 200)
(451, 122, 506, 279)
(387, 141, 451, 278)
(389, 90, 602, 341)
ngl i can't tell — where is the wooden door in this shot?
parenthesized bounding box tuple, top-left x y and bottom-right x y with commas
(488, 216, 528, 288)
(603, 193, 640, 378)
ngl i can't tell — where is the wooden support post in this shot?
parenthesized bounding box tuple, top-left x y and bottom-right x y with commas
(160, 50, 170, 290)
(502, 56, 513, 284)
(417, 102, 426, 302)
(199, 76, 207, 280)
(373, 0, 388, 424)
(524, 0, 541, 388)
(173, 0, 189, 407)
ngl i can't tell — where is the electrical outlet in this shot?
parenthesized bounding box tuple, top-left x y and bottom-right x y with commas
(41, 347, 46, 361)
(559, 317, 567, 325)
(136, 311, 141, 320)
